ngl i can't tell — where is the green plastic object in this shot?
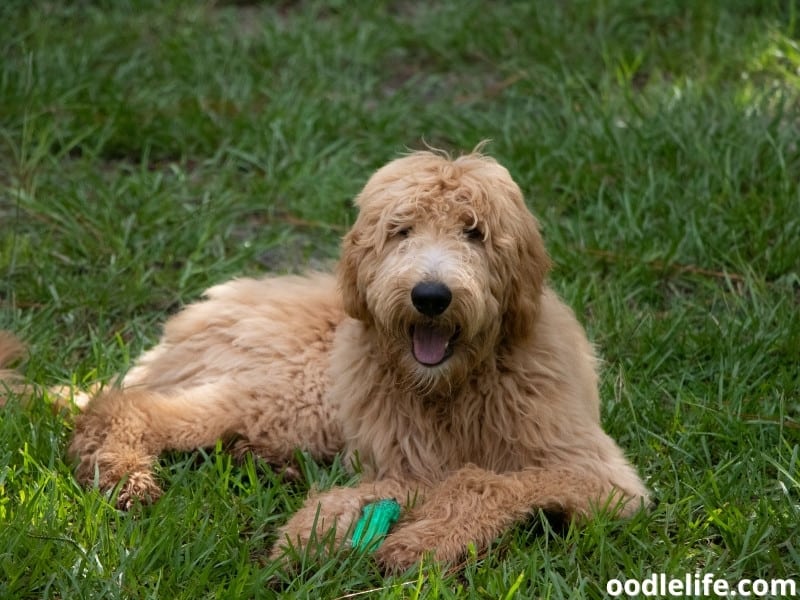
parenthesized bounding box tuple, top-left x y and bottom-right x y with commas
(350, 499, 401, 552)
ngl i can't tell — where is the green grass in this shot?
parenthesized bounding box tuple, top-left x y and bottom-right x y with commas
(2, 0, 799, 597)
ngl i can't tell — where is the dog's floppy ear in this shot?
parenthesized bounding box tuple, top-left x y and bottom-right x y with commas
(338, 163, 400, 323)
(481, 168, 551, 346)
(338, 220, 371, 321)
(501, 209, 551, 343)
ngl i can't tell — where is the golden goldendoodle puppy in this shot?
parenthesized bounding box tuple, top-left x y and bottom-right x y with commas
(3, 151, 648, 571)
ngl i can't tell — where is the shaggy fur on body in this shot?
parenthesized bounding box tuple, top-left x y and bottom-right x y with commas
(2, 151, 648, 571)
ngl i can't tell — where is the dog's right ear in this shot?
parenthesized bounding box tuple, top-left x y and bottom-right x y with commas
(339, 159, 407, 323)
(338, 217, 371, 322)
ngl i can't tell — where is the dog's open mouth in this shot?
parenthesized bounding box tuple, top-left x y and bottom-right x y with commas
(411, 325, 460, 366)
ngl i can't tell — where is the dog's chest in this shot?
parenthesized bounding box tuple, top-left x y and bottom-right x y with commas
(426, 397, 526, 471)
(348, 389, 531, 481)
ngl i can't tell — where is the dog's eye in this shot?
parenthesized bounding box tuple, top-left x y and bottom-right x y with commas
(395, 226, 412, 238)
(464, 227, 484, 242)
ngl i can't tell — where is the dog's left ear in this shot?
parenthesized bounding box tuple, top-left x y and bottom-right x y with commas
(494, 193, 552, 345)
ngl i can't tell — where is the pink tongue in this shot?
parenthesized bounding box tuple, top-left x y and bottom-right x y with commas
(412, 326, 450, 365)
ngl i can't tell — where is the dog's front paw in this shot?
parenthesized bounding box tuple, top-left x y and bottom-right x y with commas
(115, 471, 162, 510)
(373, 533, 428, 572)
(374, 518, 469, 572)
(374, 521, 455, 572)
(270, 488, 366, 563)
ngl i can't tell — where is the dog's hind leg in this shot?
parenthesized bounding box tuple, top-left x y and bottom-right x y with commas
(69, 385, 236, 508)
(69, 379, 342, 509)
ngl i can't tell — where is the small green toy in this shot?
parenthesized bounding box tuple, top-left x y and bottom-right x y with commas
(350, 499, 401, 552)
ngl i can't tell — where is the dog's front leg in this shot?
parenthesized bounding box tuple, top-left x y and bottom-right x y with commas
(270, 478, 422, 563)
(374, 465, 645, 572)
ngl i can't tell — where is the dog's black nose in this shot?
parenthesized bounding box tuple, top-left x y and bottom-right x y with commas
(411, 281, 452, 317)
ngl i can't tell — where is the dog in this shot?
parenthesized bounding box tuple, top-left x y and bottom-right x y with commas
(2, 150, 648, 571)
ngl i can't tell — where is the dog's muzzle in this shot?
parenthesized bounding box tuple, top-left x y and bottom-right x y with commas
(410, 281, 459, 366)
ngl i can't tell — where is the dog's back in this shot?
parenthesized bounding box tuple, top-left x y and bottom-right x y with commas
(123, 272, 345, 392)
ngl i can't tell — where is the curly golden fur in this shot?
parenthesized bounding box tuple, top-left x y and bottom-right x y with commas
(2, 151, 648, 571)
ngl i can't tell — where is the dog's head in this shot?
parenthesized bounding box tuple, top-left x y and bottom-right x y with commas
(338, 151, 550, 392)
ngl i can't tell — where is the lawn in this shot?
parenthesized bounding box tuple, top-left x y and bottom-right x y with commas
(1, 0, 799, 598)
